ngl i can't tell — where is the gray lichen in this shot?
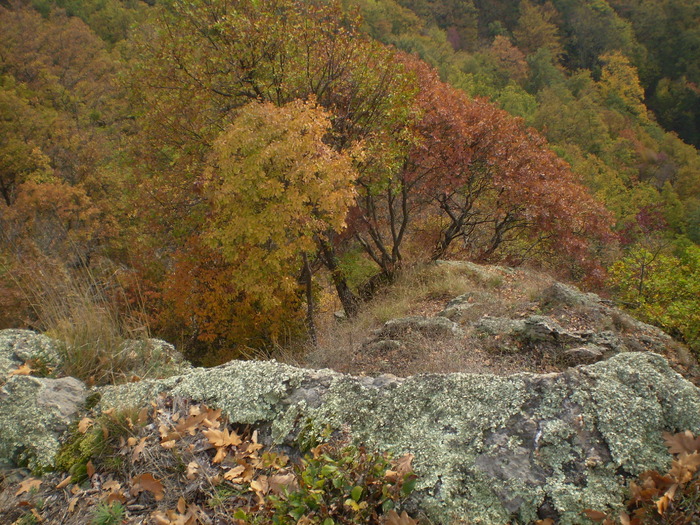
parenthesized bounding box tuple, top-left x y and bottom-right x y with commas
(94, 351, 700, 524)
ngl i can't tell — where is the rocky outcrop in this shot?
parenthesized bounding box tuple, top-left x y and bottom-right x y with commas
(0, 375, 87, 471)
(94, 352, 700, 525)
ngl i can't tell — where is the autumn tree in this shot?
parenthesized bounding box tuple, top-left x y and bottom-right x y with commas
(203, 99, 358, 335)
(399, 56, 613, 274)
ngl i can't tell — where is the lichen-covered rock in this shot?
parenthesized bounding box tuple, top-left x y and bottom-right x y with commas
(374, 316, 463, 339)
(538, 282, 602, 308)
(0, 329, 61, 378)
(562, 345, 605, 366)
(0, 376, 86, 471)
(98, 352, 700, 525)
(438, 293, 478, 321)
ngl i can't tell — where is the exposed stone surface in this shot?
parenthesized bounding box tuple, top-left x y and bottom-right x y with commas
(97, 352, 700, 525)
(374, 316, 463, 339)
(562, 345, 605, 366)
(0, 376, 86, 471)
(0, 329, 62, 378)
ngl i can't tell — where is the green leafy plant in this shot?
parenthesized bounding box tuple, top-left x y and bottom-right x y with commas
(262, 442, 417, 524)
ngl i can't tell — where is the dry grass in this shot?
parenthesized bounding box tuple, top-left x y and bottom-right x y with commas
(300, 261, 564, 377)
(3, 254, 181, 385)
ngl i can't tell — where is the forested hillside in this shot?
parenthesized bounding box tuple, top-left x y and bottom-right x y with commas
(0, 0, 698, 364)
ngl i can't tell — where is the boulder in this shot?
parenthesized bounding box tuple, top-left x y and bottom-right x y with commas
(561, 344, 606, 366)
(98, 352, 700, 525)
(0, 376, 87, 471)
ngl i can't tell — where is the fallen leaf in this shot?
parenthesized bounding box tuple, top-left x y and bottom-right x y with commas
(161, 440, 177, 449)
(223, 465, 246, 482)
(86, 460, 96, 479)
(15, 478, 41, 496)
(102, 408, 115, 417)
(68, 496, 79, 513)
(177, 496, 186, 514)
(138, 407, 150, 425)
(535, 520, 555, 525)
(132, 436, 149, 462)
(103, 480, 122, 492)
(131, 472, 165, 501)
(30, 508, 43, 522)
(269, 473, 297, 494)
(204, 428, 242, 463)
(77, 418, 94, 434)
(385, 510, 418, 525)
(663, 431, 700, 455)
(582, 509, 608, 521)
(9, 363, 33, 376)
(186, 461, 199, 480)
(55, 475, 72, 490)
(106, 491, 127, 504)
(250, 476, 269, 495)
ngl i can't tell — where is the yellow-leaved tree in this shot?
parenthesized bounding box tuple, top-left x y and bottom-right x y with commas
(203, 99, 358, 342)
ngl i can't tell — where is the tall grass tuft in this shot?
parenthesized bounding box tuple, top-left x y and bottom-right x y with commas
(3, 251, 180, 385)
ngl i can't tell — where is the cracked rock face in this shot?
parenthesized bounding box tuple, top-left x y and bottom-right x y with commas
(97, 352, 700, 525)
(0, 376, 86, 471)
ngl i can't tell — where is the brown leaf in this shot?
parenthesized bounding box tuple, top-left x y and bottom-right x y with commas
(223, 465, 246, 482)
(663, 431, 700, 455)
(186, 461, 200, 480)
(9, 363, 33, 376)
(269, 473, 298, 494)
(106, 491, 127, 504)
(131, 472, 165, 501)
(535, 520, 555, 525)
(132, 436, 149, 462)
(138, 407, 150, 425)
(77, 417, 94, 434)
(55, 475, 72, 490)
(203, 428, 242, 448)
(395, 453, 414, 477)
(68, 496, 79, 513)
(177, 496, 187, 514)
(86, 460, 96, 479)
(583, 509, 608, 521)
(385, 509, 418, 525)
(15, 478, 41, 496)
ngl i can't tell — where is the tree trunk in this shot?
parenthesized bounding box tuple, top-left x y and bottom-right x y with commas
(318, 238, 359, 317)
(301, 253, 317, 346)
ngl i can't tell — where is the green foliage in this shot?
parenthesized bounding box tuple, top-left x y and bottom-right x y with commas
(608, 242, 700, 353)
(259, 442, 417, 524)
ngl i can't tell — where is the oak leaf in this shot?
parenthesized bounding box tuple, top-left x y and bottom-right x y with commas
(663, 431, 700, 455)
(131, 472, 165, 501)
(15, 478, 41, 496)
(77, 418, 94, 434)
(386, 510, 418, 525)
